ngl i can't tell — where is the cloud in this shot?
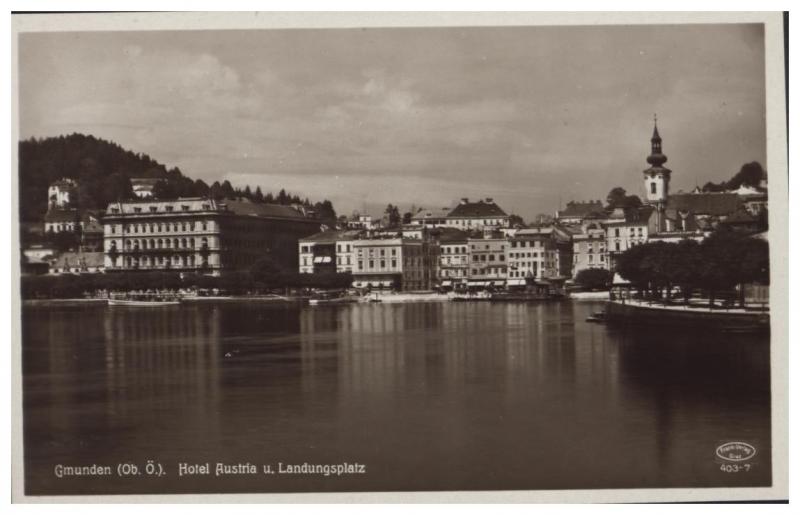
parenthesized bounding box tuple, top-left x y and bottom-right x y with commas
(19, 25, 767, 220)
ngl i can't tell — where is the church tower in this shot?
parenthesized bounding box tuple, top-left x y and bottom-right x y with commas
(643, 116, 671, 204)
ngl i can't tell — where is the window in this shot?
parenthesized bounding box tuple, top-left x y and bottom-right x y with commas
(166, 206, 174, 212)
(615, 228, 620, 237)
(149, 206, 157, 213)
(134, 207, 142, 213)
(651, 182, 657, 194)
(380, 260, 386, 268)
(369, 260, 374, 268)
(181, 205, 189, 211)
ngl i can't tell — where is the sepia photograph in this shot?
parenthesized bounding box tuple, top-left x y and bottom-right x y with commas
(10, 11, 788, 502)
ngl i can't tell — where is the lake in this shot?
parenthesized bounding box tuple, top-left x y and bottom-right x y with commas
(21, 300, 771, 495)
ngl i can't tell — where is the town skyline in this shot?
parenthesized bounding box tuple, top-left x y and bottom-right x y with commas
(19, 24, 766, 221)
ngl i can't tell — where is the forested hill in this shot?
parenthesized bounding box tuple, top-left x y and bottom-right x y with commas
(18, 133, 337, 224)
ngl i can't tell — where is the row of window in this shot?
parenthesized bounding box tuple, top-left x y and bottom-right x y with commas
(111, 237, 210, 251)
(110, 203, 212, 215)
(472, 254, 505, 262)
(119, 254, 207, 267)
(357, 248, 399, 258)
(611, 227, 645, 237)
(357, 259, 399, 270)
(510, 240, 544, 248)
(471, 266, 505, 276)
(111, 220, 211, 235)
(508, 252, 541, 259)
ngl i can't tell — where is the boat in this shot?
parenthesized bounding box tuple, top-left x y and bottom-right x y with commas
(450, 291, 492, 302)
(308, 291, 360, 306)
(585, 311, 607, 323)
(489, 291, 558, 302)
(108, 298, 181, 307)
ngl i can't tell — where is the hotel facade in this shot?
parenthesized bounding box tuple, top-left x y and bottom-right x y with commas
(103, 198, 320, 275)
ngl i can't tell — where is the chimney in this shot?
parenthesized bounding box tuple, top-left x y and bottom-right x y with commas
(485, 197, 493, 203)
(460, 198, 469, 205)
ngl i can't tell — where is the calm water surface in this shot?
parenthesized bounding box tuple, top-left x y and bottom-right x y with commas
(22, 301, 771, 495)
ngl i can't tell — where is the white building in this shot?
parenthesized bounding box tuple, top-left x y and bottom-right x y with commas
(48, 178, 76, 208)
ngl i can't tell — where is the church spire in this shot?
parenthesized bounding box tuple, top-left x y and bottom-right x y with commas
(646, 114, 667, 167)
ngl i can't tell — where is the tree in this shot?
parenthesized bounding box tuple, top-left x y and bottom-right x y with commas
(605, 187, 642, 210)
(384, 204, 401, 227)
(152, 180, 178, 199)
(253, 186, 264, 203)
(277, 189, 288, 204)
(727, 162, 766, 190)
(402, 212, 413, 225)
(509, 214, 526, 227)
(249, 256, 284, 288)
(220, 180, 235, 199)
(210, 181, 223, 200)
(194, 179, 210, 198)
(574, 268, 612, 291)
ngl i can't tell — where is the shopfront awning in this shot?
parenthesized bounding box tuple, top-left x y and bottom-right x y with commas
(507, 278, 526, 286)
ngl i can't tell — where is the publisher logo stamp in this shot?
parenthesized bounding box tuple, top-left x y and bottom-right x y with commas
(716, 441, 757, 462)
(715, 441, 757, 473)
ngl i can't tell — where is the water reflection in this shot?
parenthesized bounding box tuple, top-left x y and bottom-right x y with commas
(22, 301, 770, 494)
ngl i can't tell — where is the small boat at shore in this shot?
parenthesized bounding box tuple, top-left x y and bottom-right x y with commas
(489, 291, 561, 302)
(108, 298, 181, 307)
(308, 291, 361, 306)
(586, 311, 607, 323)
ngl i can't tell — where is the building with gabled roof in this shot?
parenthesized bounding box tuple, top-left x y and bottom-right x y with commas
(48, 178, 76, 208)
(444, 197, 510, 230)
(555, 200, 605, 224)
(130, 177, 162, 198)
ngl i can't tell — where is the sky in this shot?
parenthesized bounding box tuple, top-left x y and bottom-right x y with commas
(18, 24, 766, 221)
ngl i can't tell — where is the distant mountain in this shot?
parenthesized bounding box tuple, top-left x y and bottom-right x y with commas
(18, 133, 337, 224)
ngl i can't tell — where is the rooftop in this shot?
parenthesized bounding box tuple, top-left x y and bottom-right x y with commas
(300, 229, 365, 243)
(104, 197, 313, 220)
(447, 198, 508, 219)
(665, 192, 742, 216)
(557, 200, 604, 218)
(44, 209, 78, 223)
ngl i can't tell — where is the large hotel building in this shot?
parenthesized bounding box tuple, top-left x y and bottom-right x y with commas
(103, 198, 320, 275)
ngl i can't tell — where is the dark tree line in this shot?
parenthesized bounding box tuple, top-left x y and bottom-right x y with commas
(21, 267, 353, 299)
(615, 229, 769, 308)
(19, 133, 338, 226)
(702, 161, 767, 192)
(574, 268, 613, 290)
